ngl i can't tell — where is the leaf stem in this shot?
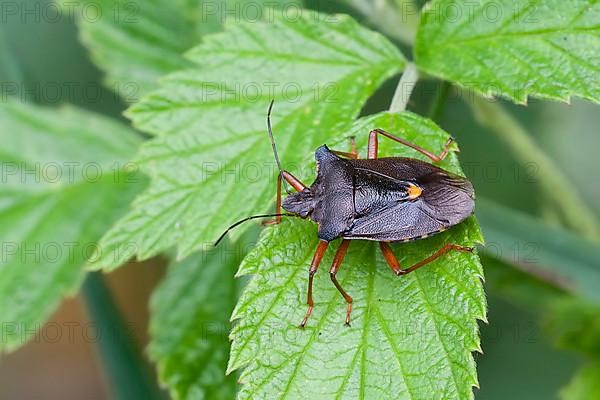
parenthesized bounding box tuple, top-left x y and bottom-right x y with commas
(470, 97, 599, 239)
(82, 272, 164, 400)
(345, 0, 419, 45)
(389, 62, 418, 112)
(427, 80, 451, 120)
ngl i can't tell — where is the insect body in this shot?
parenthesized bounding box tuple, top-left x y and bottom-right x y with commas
(283, 145, 475, 243)
(218, 101, 475, 328)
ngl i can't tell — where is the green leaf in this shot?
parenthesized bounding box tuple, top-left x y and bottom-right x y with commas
(229, 112, 486, 399)
(66, 0, 196, 97)
(480, 254, 567, 314)
(561, 361, 600, 400)
(0, 101, 143, 352)
(476, 198, 600, 304)
(69, 0, 303, 98)
(94, 13, 405, 270)
(415, 0, 600, 104)
(544, 299, 600, 357)
(470, 98, 599, 239)
(149, 245, 241, 399)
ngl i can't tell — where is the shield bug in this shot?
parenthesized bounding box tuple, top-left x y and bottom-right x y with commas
(216, 101, 475, 327)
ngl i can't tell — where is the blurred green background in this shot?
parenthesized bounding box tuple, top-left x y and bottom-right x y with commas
(1, 0, 598, 398)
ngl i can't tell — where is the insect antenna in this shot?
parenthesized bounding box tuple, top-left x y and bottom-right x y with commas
(267, 99, 292, 195)
(215, 101, 298, 247)
(214, 213, 294, 246)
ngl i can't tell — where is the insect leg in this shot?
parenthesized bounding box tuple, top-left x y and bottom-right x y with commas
(379, 242, 403, 274)
(328, 239, 353, 326)
(300, 240, 329, 328)
(331, 136, 359, 159)
(282, 170, 307, 192)
(331, 150, 359, 159)
(262, 173, 283, 226)
(263, 170, 307, 225)
(380, 242, 473, 275)
(368, 128, 454, 162)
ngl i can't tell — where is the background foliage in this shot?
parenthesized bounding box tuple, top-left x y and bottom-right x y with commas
(1, 0, 599, 399)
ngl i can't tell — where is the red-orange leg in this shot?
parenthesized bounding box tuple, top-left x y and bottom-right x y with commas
(331, 136, 359, 159)
(263, 170, 307, 225)
(379, 242, 473, 276)
(282, 170, 306, 192)
(331, 150, 359, 159)
(300, 240, 329, 328)
(328, 239, 353, 326)
(368, 128, 454, 162)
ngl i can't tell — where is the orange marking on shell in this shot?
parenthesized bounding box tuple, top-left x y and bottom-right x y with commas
(407, 184, 422, 200)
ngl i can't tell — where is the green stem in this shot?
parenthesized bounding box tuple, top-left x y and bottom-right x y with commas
(82, 272, 164, 400)
(470, 97, 599, 239)
(427, 80, 450, 120)
(389, 62, 419, 112)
